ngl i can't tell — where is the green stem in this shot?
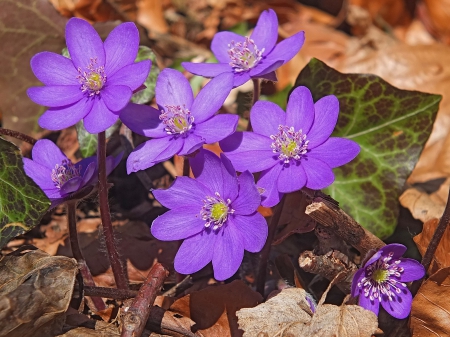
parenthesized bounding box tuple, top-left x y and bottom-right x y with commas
(246, 79, 261, 132)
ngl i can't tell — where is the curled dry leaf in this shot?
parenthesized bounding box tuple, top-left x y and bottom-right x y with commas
(410, 267, 450, 337)
(414, 218, 450, 274)
(0, 249, 78, 337)
(237, 288, 378, 337)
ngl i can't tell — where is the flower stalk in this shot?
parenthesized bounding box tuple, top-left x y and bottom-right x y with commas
(247, 78, 261, 132)
(0, 128, 37, 145)
(97, 131, 128, 289)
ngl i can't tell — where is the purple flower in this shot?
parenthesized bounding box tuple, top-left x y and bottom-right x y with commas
(27, 18, 151, 134)
(23, 139, 122, 207)
(182, 9, 305, 87)
(120, 68, 237, 174)
(351, 244, 425, 319)
(220, 86, 360, 207)
(151, 149, 267, 281)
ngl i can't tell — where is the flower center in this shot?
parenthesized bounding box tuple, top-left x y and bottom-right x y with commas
(51, 159, 81, 189)
(227, 37, 264, 73)
(160, 105, 194, 136)
(77, 57, 106, 96)
(357, 251, 406, 302)
(270, 125, 309, 164)
(201, 192, 235, 230)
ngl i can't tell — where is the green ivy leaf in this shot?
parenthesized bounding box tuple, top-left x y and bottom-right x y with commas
(76, 120, 120, 158)
(0, 138, 50, 248)
(131, 46, 159, 104)
(293, 58, 441, 238)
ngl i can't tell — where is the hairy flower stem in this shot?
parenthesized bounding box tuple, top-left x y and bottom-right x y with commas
(0, 127, 36, 145)
(256, 195, 286, 296)
(66, 200, 106, 311)
(98, 131, 128, 289)
(246, 79, 261, 132)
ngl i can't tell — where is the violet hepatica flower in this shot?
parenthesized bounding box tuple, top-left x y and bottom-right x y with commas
(23, 139, 122, 207)
(27, 18, 151, 134)
(182, 9, 305, 87)
(120, 68, 237, 174)
(351, 243, 425, 319)
(220, 86, 360, 207)
(151, 149, 267, 281)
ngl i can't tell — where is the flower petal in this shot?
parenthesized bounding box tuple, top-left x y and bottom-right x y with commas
(258, 71, 277, 82)
(250, 9, 278, 53)
(79, 161, 96, 187)
(174, 230, 217, 275)
(153, 176, 211, 209)
(380, 285, 412, 319)
(152, 207, 205, 241)
(31, 139, 67, 169)
(23, 158, 54, 190)
(178, 134, 204, 156)
(258, 163, 284, 207)
(397, 259, 425, 282)
(101, 85, 132, 112)
(230, 212, 267, 252)
(108, 60, 151, 91)
(212, 225, 244, 280)
(60, 177, 83, 195)
(38, 98, 94, 131)
(278, 163, 307, 193)
(190, 72, 234, 123)
(308, 138, 360, 168)
(302, 157, 335, 190)
(83, 98, 119, 134)
(232, 171, 260, 215)
(156, 68, 194, 109)
(30, 52, 78, 86)
(104, 22, 139, 76)
(219, 132, 275, 172)
(105, 152, 123, 176)
(351, 268, 366, 297)
(220, 153, 239, 201)
(182, 62, 232, 77)
(211, 31, 245, 63)
(66, 17, 105, 69)
(120, 103, 166, 138)
(286, 86, 314, 133)
(379, 243, 407, 260)
(127, 137, 183, 174)
(307, 95, 339, 148)
(250, 60, 283, 78)
(27, 86, 83, 107)
(233, 72, 251, 87)
(251, 101, 286, 137)
(193, 114, 238, 144)
(358, 294, 380, 316)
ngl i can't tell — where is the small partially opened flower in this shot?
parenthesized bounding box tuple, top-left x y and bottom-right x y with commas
(182, 9, 305, 87)
(351, 244, 425, 319)
(27, 18, 151, 134)
(220, 86, 360, 207)
(23, 139, 122, 207)
(151, 149, 267, 281)
(120, 69, 237, 174)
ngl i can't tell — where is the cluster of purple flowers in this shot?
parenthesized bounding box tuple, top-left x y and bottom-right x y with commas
(26, 11, 423, 320)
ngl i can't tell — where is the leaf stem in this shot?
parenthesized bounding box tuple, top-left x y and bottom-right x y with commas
(246, 78, 261, 132)
(256, 195, 286, 296)
(0, 128, 36, 145)
(97, 131, 128, 289)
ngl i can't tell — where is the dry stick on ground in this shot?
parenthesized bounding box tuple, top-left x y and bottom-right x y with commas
(0, 127, 37, 145)
(305, 201, 385, 258)
(120, 263, 168, 337)
(84, 286, 138, 300)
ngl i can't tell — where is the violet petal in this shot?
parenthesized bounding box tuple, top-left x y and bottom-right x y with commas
(250, 101, 286, 137)
(182, 62, 232, 77)
(258, 163, 284, 207)
(359, 294, 380, 316)
(229, 212, 267, 253)
(30, 52, 78, 86)
(398, 259, 425, 282)
(211, 31, 245, 63)
(250, 9, 278, 53)
(307, 95, 340, 148)
(308, 138, 360, 168)
(27, 85, 83, 107)
(286, 86, 315, 133)
(120, 103, 166, 138)
(101, 85, 132, 112)
(351, 268, 366, 297)
(212, 225, 244, 280)
(178, 134, 204, 156)
(83, 99, 119, 134)
(108, 60, 151, 91)
(302, 157, 334, 190)
(233, 72, 251, 87)
(39, 98, 94, 131)
(232, 171, 261, 215)
(192, 114, 238, 144)
(156, 68, 194, 109)
(277, 163, 307, 193)
(380, 285, 412, 319)
(22, 158, 55, 190)
(152, 207, 206, 241)
(60, 176, 83, 195)
(30, 139, 67, 169)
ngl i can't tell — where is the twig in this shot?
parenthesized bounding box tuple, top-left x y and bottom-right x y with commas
(98, 131, 128, 290)
(305, 201, 385, 258)
(256, 196, 286, 296)
(0, 128, 36, 145)
(120, 263, 168, 337)
(84, 286, 138, 300)
(162, 275, 192, 297)
(246, 78, 261, 132)
(66, 200, 107, 311)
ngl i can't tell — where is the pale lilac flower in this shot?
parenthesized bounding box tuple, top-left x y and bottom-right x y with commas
(120, 69, 237, 174)
(351, 244, 425, 319)
(220, 86, 360, 207)
(151, 149, 267, 281)
(23, 139, 122, 207)
(27, 18, 150, 134)
(182, 9, 305, 87)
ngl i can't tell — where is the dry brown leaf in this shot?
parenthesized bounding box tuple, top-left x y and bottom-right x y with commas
(400, 188, 446, 223)
(414, 218, 450, 274)
(410, 267, 450, 337)
(57, 321, 120, 336)
(0, 249, 78, 337)
(137, 0, 169, 35)
(169, 280, 262, 337)
(421, 0, 450, 44)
